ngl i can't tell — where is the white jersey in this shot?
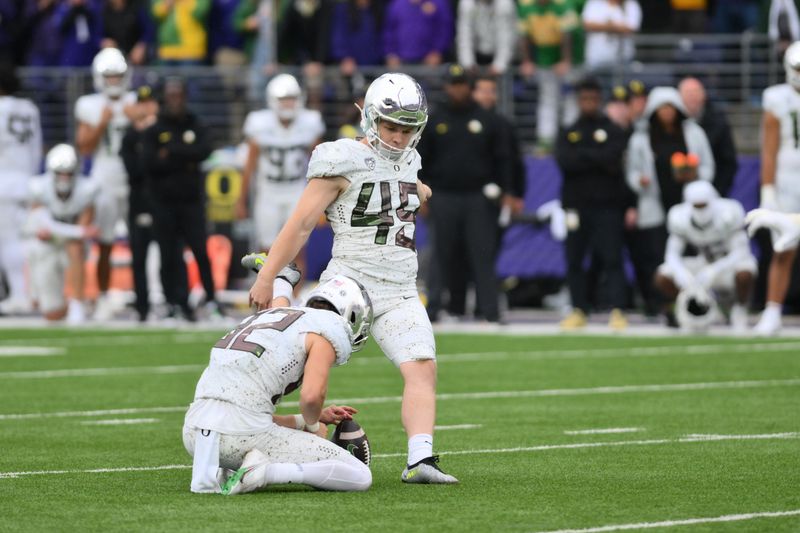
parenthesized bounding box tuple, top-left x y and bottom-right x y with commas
(28, 173, 98, 224)
(191, 307, 351, 416)
(0, 96, 42, 201)
(308, 138, 422, 288)
(763, 83, 800, 185)
(243, 108, 324, 194)
(667, 199, 748, 262)
(74, 91, 136, 195)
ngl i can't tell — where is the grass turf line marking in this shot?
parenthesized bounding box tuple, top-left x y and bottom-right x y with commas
(1, 378, 798, 420)
(0, 364, 205, 379)
(0, 347, 65, 357)
(434, 424, 483, 430)
(370, 432, 800, 458)
(79, 418, 160, 426)
(531, 509, 800, 533)
(2, 432, 797, 479)
(564, 428, 643, 435)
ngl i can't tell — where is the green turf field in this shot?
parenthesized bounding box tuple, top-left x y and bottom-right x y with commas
(0, 328, 798, 532)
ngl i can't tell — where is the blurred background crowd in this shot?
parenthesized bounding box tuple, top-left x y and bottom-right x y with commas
(1, 0, 800, 330)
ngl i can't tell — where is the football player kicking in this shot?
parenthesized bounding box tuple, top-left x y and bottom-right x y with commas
(654, 181, 756, 332)
(75, 48, 136, 320)
(183, 273, 373, 495)
(23, 145, 99, 322)
(248, 73, 458, 484)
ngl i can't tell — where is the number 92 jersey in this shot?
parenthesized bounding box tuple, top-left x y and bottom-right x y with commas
(307, 138, 422, 289)
(74, 92, 136, 195)
(763, 83, 800, 189)
(193, 308, 352, 415)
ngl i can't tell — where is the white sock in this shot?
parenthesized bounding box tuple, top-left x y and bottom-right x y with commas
(407, 433, 433, 466)
(265, 460, 370, 491)
(264, 463, 303, 485)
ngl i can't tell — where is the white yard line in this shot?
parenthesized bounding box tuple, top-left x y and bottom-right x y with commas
(434, 424, 483, 430)
(370, 432, 800, 459)
(1, 432, 796, 479)
(0, 333, 219, 347)
(1, 378, 798, 420)
(0, 364, 205, 379)
(564, 428, 643, 435)
(532, 509, 800, 533)
(80, 418, 160, 426)
(0, 347, 65, 357)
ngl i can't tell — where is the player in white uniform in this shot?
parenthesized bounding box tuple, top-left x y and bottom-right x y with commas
(654, 181, 756, 332)
(238, 74, 325, 254)
(183, 275, 373, 495)
(75, 48, 136, 319)
(754, 41, 800, 335)
(248, 73, 458, 484)
(23, 145, 99, 322)
(0, 65, 42, 315)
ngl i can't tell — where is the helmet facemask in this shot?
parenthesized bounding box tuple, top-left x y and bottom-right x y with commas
(92, 48, 130, 98)
(266, 74, 304, 122)
(360, 73, 428, 162)
(305, 276, 374, 358)
(785, 41, 800, 91)
(46, 144, 79, 198)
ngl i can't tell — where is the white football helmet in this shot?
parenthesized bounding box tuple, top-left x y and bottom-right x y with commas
(46, 144, 79, 196)
(266, 73, 304, 121)
(305, 275, 373, 358)
(92, 48, 130, 98)
(785, 41, 800, 91)
(360, 73, 428, 161)
(675, 287, 719, 332)
(683, 180, 719, 228)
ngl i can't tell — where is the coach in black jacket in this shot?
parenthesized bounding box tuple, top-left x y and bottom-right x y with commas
(142, 77, 219, 320)
(418, 65, 512, 323)
(555, 77, 632, 328)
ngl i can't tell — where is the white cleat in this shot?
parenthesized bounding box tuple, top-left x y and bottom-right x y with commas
(221, 449, 270, 495)
(0, 298, 32, 315)
(66, 300, 86, 324)
(730, 304, 749, 333)
(92, 294, 115, 321)
(401, 455, 459, 484)
(241, 253, 302, 288)
(753, 307, 782, 337)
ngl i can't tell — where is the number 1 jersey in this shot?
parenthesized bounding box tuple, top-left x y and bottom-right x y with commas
(763, 83, 800, 187)
(307, 139, 422, 289)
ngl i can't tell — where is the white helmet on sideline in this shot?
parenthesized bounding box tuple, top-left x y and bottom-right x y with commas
(305, 275, 373, 357)
(675, 287, 719, 332)
(46, 144, 79, 196)
(683, 180, 719, 228)
(266, 73, 304, 121)
(92, 48, 130, 98)
(785, 41, 800, 91)
(360, 73, 428, 161)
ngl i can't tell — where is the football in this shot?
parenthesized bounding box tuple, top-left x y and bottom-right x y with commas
(331, 418, 371, 466)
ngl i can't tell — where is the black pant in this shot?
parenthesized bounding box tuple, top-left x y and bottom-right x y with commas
(565, 207, 627, 313)
(151, 199, 215, 308)
(429, 191, 500, 321)
(625, 224, 667, 315)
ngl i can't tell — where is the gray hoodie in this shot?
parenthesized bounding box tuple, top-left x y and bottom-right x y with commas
(626, 86, 715, 229)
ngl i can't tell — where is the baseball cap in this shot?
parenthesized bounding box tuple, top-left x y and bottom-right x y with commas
(444, 64, 470, 85)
